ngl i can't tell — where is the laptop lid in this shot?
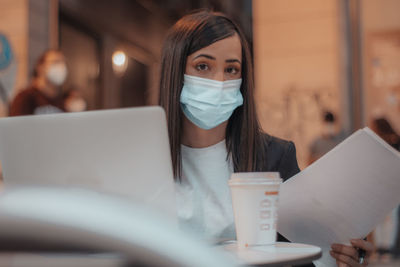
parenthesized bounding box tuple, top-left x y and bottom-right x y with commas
(0, 106, 176, 219)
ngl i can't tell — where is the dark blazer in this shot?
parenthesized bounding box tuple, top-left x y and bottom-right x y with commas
(260, 134, 300, 181)
(261, 134, 315, 267)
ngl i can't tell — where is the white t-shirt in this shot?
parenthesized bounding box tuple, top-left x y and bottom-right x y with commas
(175, 140, 236, 241)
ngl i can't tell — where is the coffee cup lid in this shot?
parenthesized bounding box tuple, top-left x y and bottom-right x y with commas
(228, 172, 282, 186)
(230, 172, 280, 179)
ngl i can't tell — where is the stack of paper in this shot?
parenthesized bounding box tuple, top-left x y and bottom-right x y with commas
(278, 127, 400, 266)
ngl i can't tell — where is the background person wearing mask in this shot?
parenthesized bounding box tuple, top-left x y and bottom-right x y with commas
(9, 49, 68, 116)
(308, 111, 344, 164)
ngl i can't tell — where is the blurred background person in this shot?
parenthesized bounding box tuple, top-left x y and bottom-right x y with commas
(308, 111, 345, 164)
(9, 49, 67, 116)
(369, 116, 400, 257)
(371, 117, 400, 151)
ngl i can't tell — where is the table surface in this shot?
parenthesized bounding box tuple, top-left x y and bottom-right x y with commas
(219, 241, 322, 266)
(0, 242, 322, 267)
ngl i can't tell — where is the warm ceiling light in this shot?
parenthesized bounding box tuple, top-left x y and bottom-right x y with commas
(112, 50, 128, 75)
(112, 51, 126, 66)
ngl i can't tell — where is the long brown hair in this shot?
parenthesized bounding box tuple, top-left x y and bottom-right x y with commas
(159, 10, 267, 180)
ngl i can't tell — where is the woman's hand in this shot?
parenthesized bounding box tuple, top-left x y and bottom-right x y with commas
(330, 239, 374, 266)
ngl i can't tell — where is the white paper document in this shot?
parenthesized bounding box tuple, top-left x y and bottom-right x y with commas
(278, 127, 400, 266)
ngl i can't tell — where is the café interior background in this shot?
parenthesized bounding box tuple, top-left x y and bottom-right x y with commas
(0, 0, 399, 169)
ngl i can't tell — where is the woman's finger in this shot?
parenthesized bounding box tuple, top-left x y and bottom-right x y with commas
(336, 258, 348, 267)
(331, 243, 359, 261)
(330, 250, 359, 267)
(350, 239, 374, 256)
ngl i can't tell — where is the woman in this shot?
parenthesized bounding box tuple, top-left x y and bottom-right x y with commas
(9, 49, 67, 116)
(159, 10, 372, 266)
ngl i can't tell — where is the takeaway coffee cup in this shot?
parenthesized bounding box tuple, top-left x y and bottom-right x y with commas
(228, 172, 282, 249)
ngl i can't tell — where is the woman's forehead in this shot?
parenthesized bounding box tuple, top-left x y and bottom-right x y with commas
(188, 34, 242, 60)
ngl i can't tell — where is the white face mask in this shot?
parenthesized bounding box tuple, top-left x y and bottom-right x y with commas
(46, 63, 67, 86)
(180, 74, 243, 130)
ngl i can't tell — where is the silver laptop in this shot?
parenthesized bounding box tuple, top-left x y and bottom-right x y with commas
(0, 106, 176, 220)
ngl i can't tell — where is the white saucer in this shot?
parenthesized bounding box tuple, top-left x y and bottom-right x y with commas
(218, 241, 322, 266)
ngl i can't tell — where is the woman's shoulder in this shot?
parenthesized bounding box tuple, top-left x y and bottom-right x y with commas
(258, 132, 300, 181)
(260, 133, 295, 152)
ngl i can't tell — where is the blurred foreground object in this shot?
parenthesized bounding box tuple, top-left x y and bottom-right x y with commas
(0, 186, 236, 267)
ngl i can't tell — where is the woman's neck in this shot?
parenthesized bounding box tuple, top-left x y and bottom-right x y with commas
(181, 116, 227, 148)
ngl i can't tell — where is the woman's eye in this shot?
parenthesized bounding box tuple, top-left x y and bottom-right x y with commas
(196, 63, 209, 71)
(226, 67, 239, 75)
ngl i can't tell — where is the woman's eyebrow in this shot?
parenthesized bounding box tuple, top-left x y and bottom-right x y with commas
(193, 54, 215, 60)
(193, 54, 241, 64)
(226, 59, 241, 64)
